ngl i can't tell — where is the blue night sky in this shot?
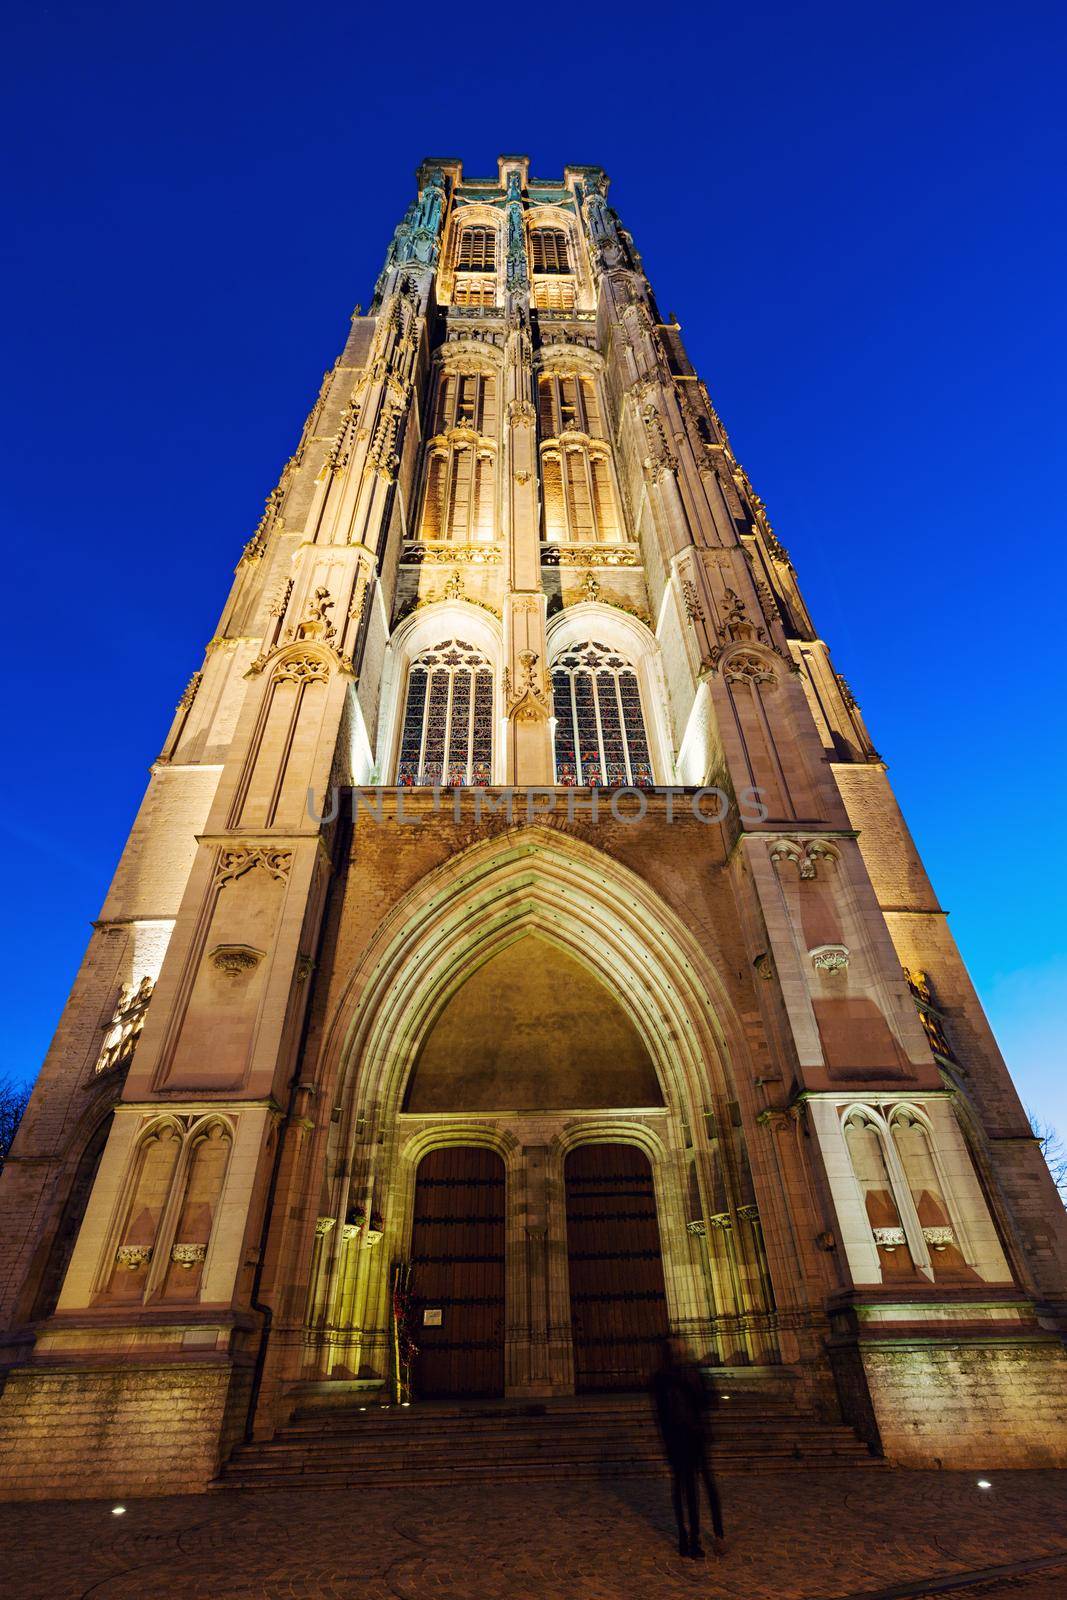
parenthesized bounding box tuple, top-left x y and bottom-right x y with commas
(2, 3, 1065, 1132)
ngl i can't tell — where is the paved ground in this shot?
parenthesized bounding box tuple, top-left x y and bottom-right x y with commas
(1, 1469, 1066, 1600)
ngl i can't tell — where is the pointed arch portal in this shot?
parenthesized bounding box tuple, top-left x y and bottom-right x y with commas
(305, 827, 772, 1396)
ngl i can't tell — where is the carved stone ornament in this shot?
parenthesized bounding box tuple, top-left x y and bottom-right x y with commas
(769, 838, 836, 879)
(873, 1227, 907, 1250)
(551, 545, 639, 568)
(116, 1244, 153, 1271)
(94, 975, 155, 1075)
(753, 952, 775, 982)
(809, 943, 850, 974)
(722, 651, 777, 687)
(403, 542, 503, 565)
(686, 1220, 708, 1238)
(681, 578, 705, 623)
(505, 649, 550, 723)
(210, 944, 264, 978)
(315, 1216, 337, 1237)
(176, 671, 203, 714)
(923, 1226, 955, 1250)
(274, 653, 330, 685)
(214, 846, 293, 890)
(171, 1242, 207, 1269)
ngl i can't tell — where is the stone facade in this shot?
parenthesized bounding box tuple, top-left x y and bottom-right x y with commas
(1, 154, 1065, 1499)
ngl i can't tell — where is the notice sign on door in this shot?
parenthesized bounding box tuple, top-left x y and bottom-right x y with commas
(422, 1308, 443, 1326)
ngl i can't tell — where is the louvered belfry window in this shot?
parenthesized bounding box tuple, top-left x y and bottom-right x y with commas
(418, 370, 498, 542)
(396, 641, 494, 787)
(538, 374, 620, 543)
(551, 643, 654, 788)
(529, 228, 569, 274)
(456, 226, 496, 273)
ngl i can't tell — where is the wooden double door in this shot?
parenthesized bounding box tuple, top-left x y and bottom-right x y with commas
(565, 1142, 670, 1392)
(409, 1140, 669, 1399)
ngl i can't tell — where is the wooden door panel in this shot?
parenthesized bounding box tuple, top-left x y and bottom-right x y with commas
(566, 1143, 669, 1392)
(410, 1145, 505, 1398)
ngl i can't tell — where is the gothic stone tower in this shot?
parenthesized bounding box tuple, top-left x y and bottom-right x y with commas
(1, 155, 1065, 1500)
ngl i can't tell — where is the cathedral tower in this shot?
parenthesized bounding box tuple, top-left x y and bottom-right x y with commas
(1, 156, 1065, 1498)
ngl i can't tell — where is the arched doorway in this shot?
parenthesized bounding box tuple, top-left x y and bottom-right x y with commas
(565, 1143, 669, 1392)
(409, 1146, 506, 1399)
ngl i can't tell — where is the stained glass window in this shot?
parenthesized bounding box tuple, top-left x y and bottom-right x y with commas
(551, 642, 655, 788)
(396, 641, 494, 786)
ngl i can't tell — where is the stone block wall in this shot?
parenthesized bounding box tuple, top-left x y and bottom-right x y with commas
(861, 1340, 1067, 1467)
(0, 1362, 249, 1500)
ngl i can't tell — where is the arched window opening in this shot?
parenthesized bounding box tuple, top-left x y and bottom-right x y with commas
(532, 279, 576, 313)
(539, 373, 602, 437)
(161, 1123, 232, 1300)
(890, 1110, 972, 1274)
(551, 642, 654, 788)
(418, 371, 497, 542)
(529, 228, 570, 274)
(538, 374, 619, 543)
(32, 1114, 113, 1319)
(105, 1122, 181, 1301)
(455, 226, 496, 273)
(843, 1111, 915, 1279)
(396, 640, 494, 787)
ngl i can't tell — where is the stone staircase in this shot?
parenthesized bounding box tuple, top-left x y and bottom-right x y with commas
(215, 1391, 882, 1490)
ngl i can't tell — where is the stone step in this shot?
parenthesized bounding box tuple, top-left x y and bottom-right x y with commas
(216, 1398, 880, 1491)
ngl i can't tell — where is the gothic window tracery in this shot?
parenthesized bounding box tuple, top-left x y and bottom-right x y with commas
(538, 374, 620, 543)
(396, 640, 494, 787)
(418, 371, 498, 542)
(551, 641, 654, 787)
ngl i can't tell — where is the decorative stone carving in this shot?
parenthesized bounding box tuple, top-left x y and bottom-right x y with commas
(274, 654, 330, 685)
(903, 967, 956, 1062)
(809, 943, 850, 974)
(923, 1226, 955, 1250)
(681, 579, 705, 623)
(580, 572, 601, 602)
(116, 1244, 153, 1271)
(769, 838, 836, 879)
(214, 846, 293, 890)
(269, 578, 294, 619)
(442, 571, 465, 601)
(505, 649, 550, 723)
(209, 944, 263, 978)
(170, 1242, 207, 1270)
(873, 1227, 907, 1249)
(506, 398, 536, 425)
(403, 542, 503, 565)
(94, 976, 154, 1076)
(315, 1216, 336, 1238)
(723, 651, 776, 687)
(753, 952, 775, 982)
(176, 672, 202, 714)
(640, 402, 677, 481)
(686, 1220, 708, 1238)
(289, 587, 336, 644)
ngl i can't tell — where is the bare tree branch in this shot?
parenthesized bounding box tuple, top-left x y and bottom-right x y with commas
(0, 1077, 31, 1175)
(1029, 1108, 1067, 1206)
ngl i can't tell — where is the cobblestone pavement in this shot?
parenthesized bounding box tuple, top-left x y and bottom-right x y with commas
(1, 1469, 1065, 1600)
